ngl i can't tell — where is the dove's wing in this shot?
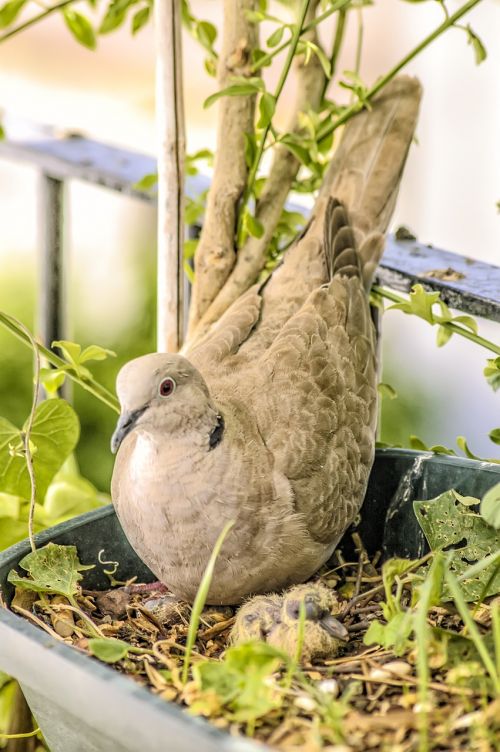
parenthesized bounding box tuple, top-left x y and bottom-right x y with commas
(252, 201, 380, 544)
(185, 284, 262, 371)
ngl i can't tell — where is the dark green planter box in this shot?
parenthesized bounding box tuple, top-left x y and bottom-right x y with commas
(1, 449, 499, 752)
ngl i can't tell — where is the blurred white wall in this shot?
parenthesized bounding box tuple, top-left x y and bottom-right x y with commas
(0, 0, 498, 454)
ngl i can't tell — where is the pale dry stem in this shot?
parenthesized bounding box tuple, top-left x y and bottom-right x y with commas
(189, 0, 328, 340)
(188, 0, 259, 336)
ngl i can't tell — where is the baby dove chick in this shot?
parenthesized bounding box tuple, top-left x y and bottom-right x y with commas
(230, 594, 283, 644)
(231, 583, 348, 662)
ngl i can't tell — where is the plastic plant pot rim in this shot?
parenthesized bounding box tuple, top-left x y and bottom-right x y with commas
(0, 447, 499, 752)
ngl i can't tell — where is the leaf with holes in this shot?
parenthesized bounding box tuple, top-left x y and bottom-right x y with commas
(0, 399, 80, 501)
(414, 490, 500, 600)
(8, 543, 93, 599)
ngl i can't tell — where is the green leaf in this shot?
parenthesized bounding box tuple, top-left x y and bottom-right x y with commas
(244, 211, 264, 239)
(377, 383, 397, 400)
(364, 612, 413, 654)
(244, 132, 257, 169)
(436, 325, 452, 347)
(8, 542, 93, 599)
(480, 482, 500, 530)
(389, 284, 439, 324)
(465, 24, 487, 65)
(204, 77, 264, 109)
(195, 19, 217, 51)
(192, 642, 284, 721)
(131, 5, 149, 34)
(99, 0, 134, 34)
(88, 638, 130, 663)
(132, 172, 158, 192)
(79, 345, 116, 363)
(278, 134, 310, 166)
(414, 490, 500, 600)
(489, 429, 500, 446)
(0, 399, 80, 501)
(0, 0, 26, 29)
(453, 314, 478, 334)
(266, 26, 284, 48)
(52, 340, 81, 365)
(39, 367, 67, 396)
(63, 9, 96, 50)
(257, 92, 276, 130)
(484, 357, 500, 391)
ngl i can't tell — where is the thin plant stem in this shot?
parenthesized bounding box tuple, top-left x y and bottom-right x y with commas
(0, 0, 77, 44)
(9, 315, 41, 552)
(317, 0, 484, 144)
(237, 0, 313, 243)
(181, 520, 235, 684)
(352, 5, 364, 95)
(0, 728, 40, 740)
(250, 0, 352, 73)
(372, 285, 500, 356)
(0, 312, 120, 413)
(320, 6, 347, 102)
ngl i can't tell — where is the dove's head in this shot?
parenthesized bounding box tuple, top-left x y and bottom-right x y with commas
(277, 583, 349, 659)
(230, 595, 282, 644)
(111, 353, 220, 453)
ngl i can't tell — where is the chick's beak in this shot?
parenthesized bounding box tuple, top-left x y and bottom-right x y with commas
(111, 407, 146, 454)
(320, 614, 349, 641)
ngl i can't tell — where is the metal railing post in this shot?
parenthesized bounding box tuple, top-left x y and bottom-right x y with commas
(37, 173, 65, 348)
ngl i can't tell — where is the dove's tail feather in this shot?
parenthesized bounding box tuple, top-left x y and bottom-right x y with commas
(319, 75, 422, 290)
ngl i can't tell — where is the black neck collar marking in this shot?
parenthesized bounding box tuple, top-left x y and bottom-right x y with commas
(209, 414, 225, 450)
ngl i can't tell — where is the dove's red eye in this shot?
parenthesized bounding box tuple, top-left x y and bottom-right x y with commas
(159, 377, 176, 397)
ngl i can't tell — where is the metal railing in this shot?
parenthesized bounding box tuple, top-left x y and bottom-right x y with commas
(1, 121, 499, 350)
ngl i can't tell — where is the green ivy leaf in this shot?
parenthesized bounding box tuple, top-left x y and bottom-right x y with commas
(8, 543, 93, 599)
(0, 0, 26, 29)
(63, 9, 96, 50)
(244, 132, 257, 169)
(414, 490, 500, 600)
(0, 400, 80, 501)
(88, 638, 131, 663)
(131, 5, 149, 34)
(480, 482, 500, 530)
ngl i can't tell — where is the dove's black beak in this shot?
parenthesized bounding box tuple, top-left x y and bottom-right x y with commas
(319, 614, 349, 642)
(111, 407, 146, 454)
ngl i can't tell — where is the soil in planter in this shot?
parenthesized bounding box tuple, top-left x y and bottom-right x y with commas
(5, 533, 499, 752)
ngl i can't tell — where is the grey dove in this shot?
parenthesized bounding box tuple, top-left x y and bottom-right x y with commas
(111, 76, 422, 605)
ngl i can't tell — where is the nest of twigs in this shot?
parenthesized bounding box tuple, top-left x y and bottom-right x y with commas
(8, 533, 500, 752)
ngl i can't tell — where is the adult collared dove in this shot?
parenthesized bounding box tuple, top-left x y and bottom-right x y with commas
(111, 76, 422, 605)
